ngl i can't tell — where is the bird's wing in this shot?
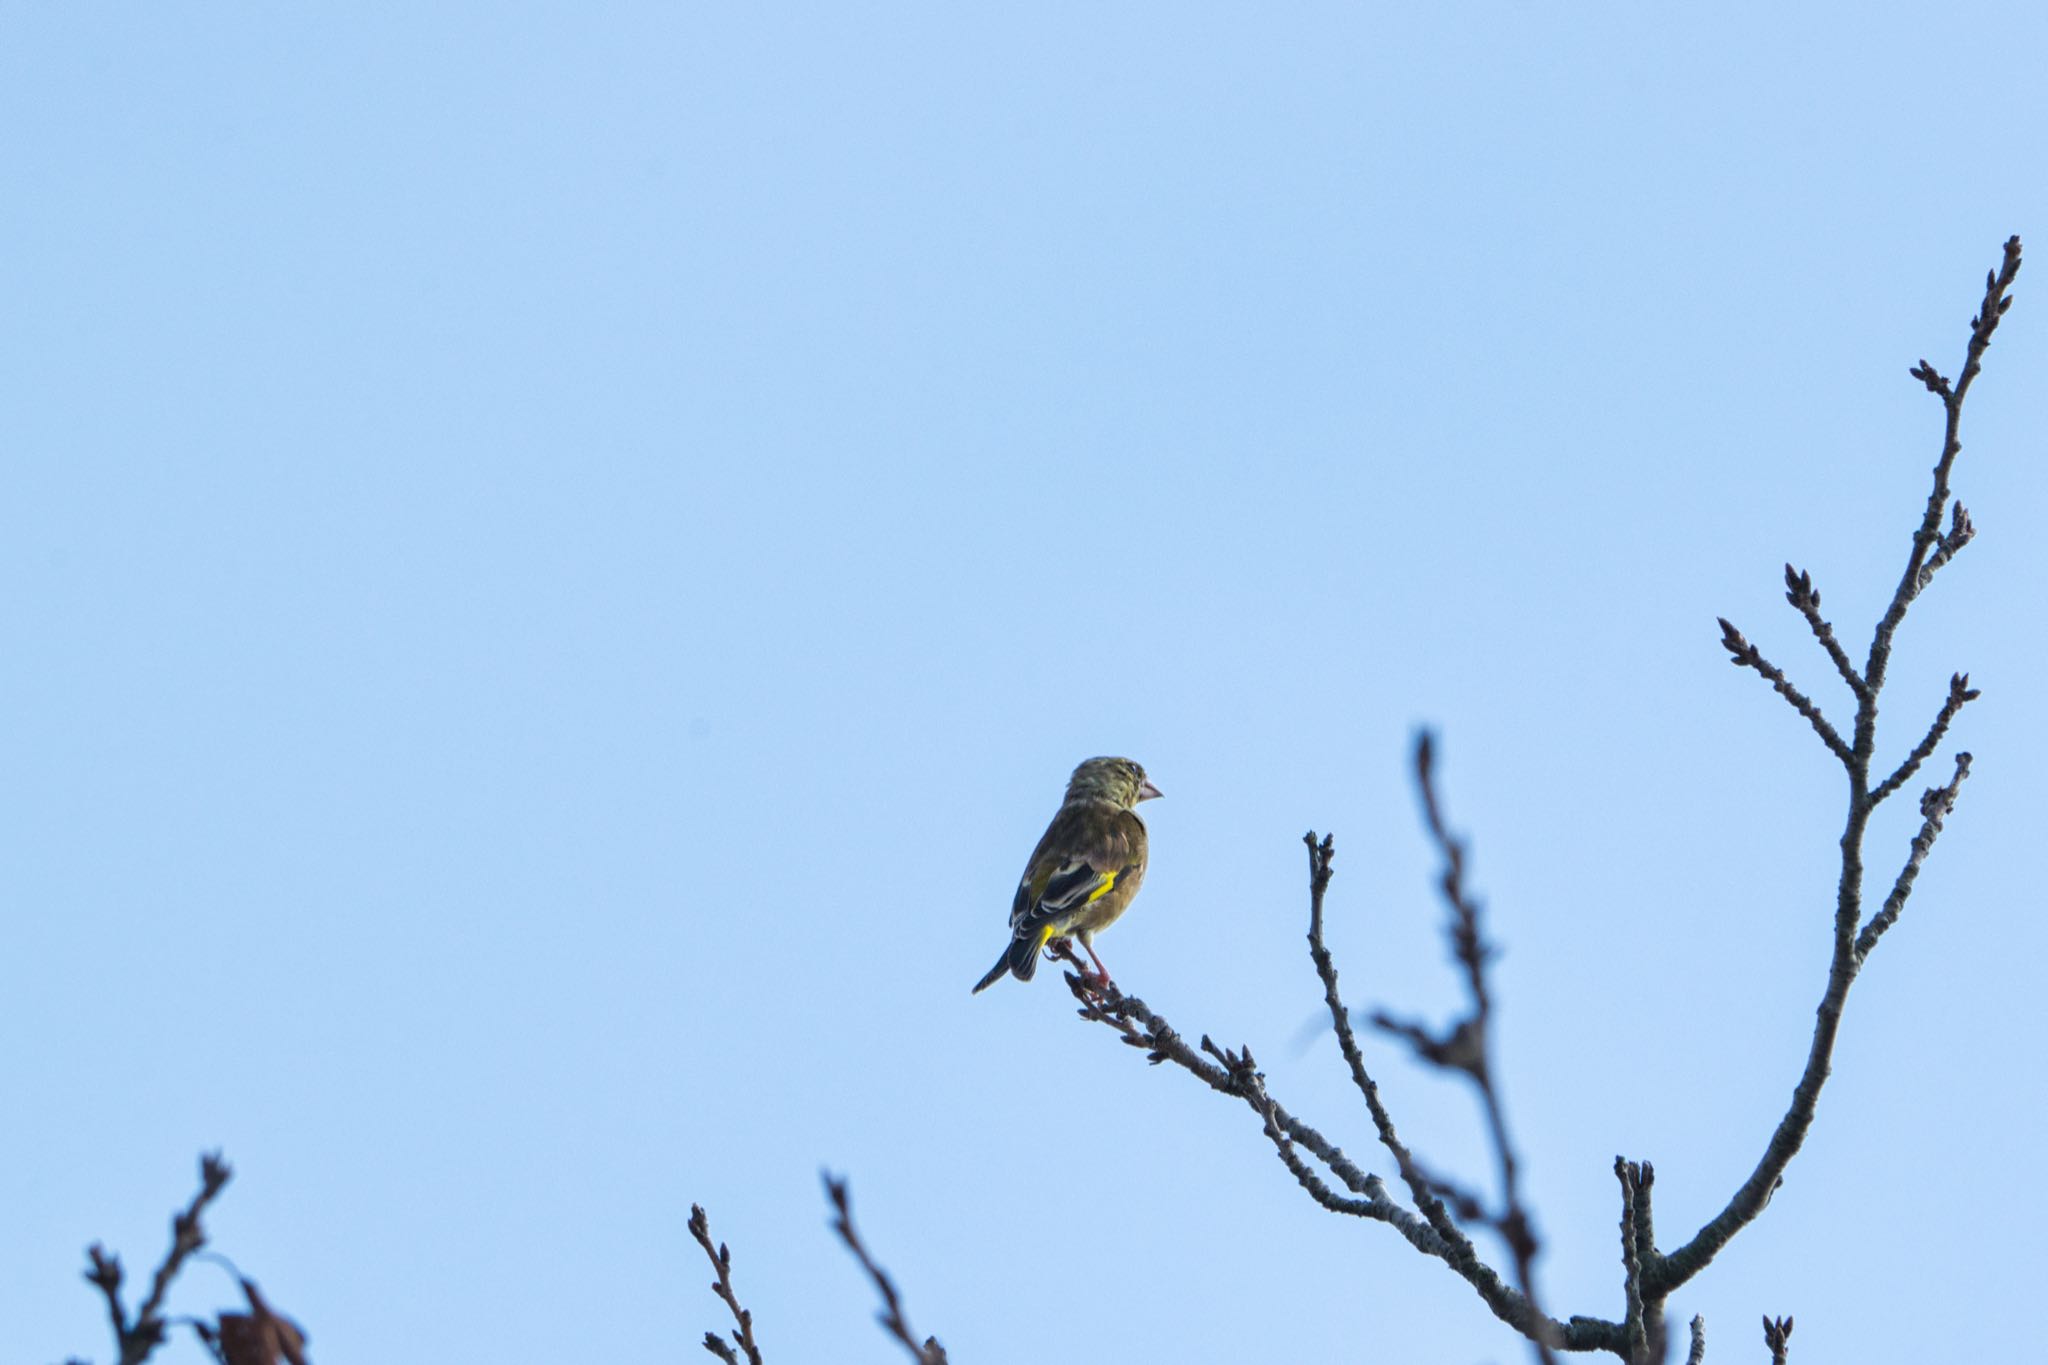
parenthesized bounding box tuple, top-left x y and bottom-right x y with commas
(1009, 805, 1141, 940)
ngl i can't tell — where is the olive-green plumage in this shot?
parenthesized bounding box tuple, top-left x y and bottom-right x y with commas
(973, 757, 1162, 993)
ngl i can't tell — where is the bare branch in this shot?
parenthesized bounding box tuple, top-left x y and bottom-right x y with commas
(1414, 735, 1494, 1019)
(1616, 1160, 1659, 1365)
(1870, 673, 1979, 806)
(1411, 734, 1554, 1364)
(824, 1174, 948, 1365)
(1061, 951, 1619, 1355)
(1244, 1062, 1384, 1217)
(1686, 1315, 1706, 1365)
(1868, 236, 2020, 699)
(1301, 833, 1485, 1275)
(137, 1153, 233, 1343)
(1783, 564, 1866, 698)
(1716, 618, 1853, 765)
(1627, 1160, 1658, 1291)
(688, 1204, 764, 1365)
(83, 1246, 133, 1362)
(84, 1151, 235, 1365)
(1061, 949, 1384, 1206)
(1919, 499, 1975, 589)
(1661, 236, 2016, 1302)
(1857, 752, 1971, 961)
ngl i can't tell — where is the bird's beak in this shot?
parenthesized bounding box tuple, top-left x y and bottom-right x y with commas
(1139, 778, 1163, 801)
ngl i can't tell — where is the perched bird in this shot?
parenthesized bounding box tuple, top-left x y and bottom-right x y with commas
(973, 757, 1162, 993)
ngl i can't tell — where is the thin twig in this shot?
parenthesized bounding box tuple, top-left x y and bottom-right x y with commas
(1870, 674, 1978, 806)
(1873, 236, 2020, 699)
(1060, 953, 1623, 1355)
(1616, 1160, 1653, 1365)
(1411, 734, 1556, 1365)
(1857, 752, 1971, 961)
(688, 1204, 763, 1365)
(1783, 564, 1867, 699)
(84, 1152, 235, 1365)
(1246, 1066, 1382, 1216)
(824, 1174, 948, 1365)
(136, 1153, 233, 1347)
(1302, 834, 1483, 1270)
(1628, 1160, 1658, 1297)
(1716, 618, 1854, 765)
(1919, 500, 1975, 588)
(1685, 1315, 1706, 1365)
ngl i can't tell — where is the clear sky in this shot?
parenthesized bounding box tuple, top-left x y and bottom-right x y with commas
(4, 5, 2043, 1363)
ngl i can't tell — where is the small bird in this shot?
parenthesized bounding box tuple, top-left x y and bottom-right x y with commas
(973, 757, 1162, 993)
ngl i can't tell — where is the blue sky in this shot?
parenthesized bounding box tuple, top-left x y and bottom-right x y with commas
(4, 5, 2042, 1362)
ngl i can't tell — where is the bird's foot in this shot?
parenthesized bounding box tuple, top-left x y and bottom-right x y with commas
(1046, 940, 1116, 997)
(1046, 937, 1107, 990)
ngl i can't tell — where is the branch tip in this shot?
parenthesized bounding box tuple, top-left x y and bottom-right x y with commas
(1783, 564, 1817, 610)
(824, 1173, 947, 1365)
(1764, 1314, 1795, 1365)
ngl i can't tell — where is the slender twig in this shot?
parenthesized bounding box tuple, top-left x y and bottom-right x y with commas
(1857, 752, 1971, 961)
(1627, 1161, 1658, 1295)
(1302, 835, 1488, 1274)
(1919, 500, 1975, 587)
(83, 1246, 134, 1362)
(83, 1152, 235, 1365)
(1245, 1062, 1382, 1216)
(1763, 1314, 1794, 1365)
(1057, 942, 1388, 1209)
(1616, 1160, 1656, 1365)
(824, 1174, 948, 1365)
(1410, 734, 1555, 1365)
(136, 1153, 232, 1346)
(1685, 1315, 1706, 1365)
(1783, 564, 1867, 699)
(1876, 236, 2021, 699)
(688, 1204, 763, 1365)
(1870, 674, 1979, 806)
(1059, 953, 1623, 1355)
(1716, 618, 1854, 764)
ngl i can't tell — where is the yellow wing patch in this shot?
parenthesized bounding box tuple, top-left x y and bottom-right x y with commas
(1030, 871, 1117, 951)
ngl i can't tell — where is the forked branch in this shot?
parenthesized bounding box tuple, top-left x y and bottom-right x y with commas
(1658, 236, 2016, 1299)
(1060, 237, 2017, 1362)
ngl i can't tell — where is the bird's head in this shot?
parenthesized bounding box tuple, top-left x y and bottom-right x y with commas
(1066, 756, 1163, 809)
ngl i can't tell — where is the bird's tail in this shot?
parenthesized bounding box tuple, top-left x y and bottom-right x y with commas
(971, 946, 1013, 994)
(970, 933, 1045, 993)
